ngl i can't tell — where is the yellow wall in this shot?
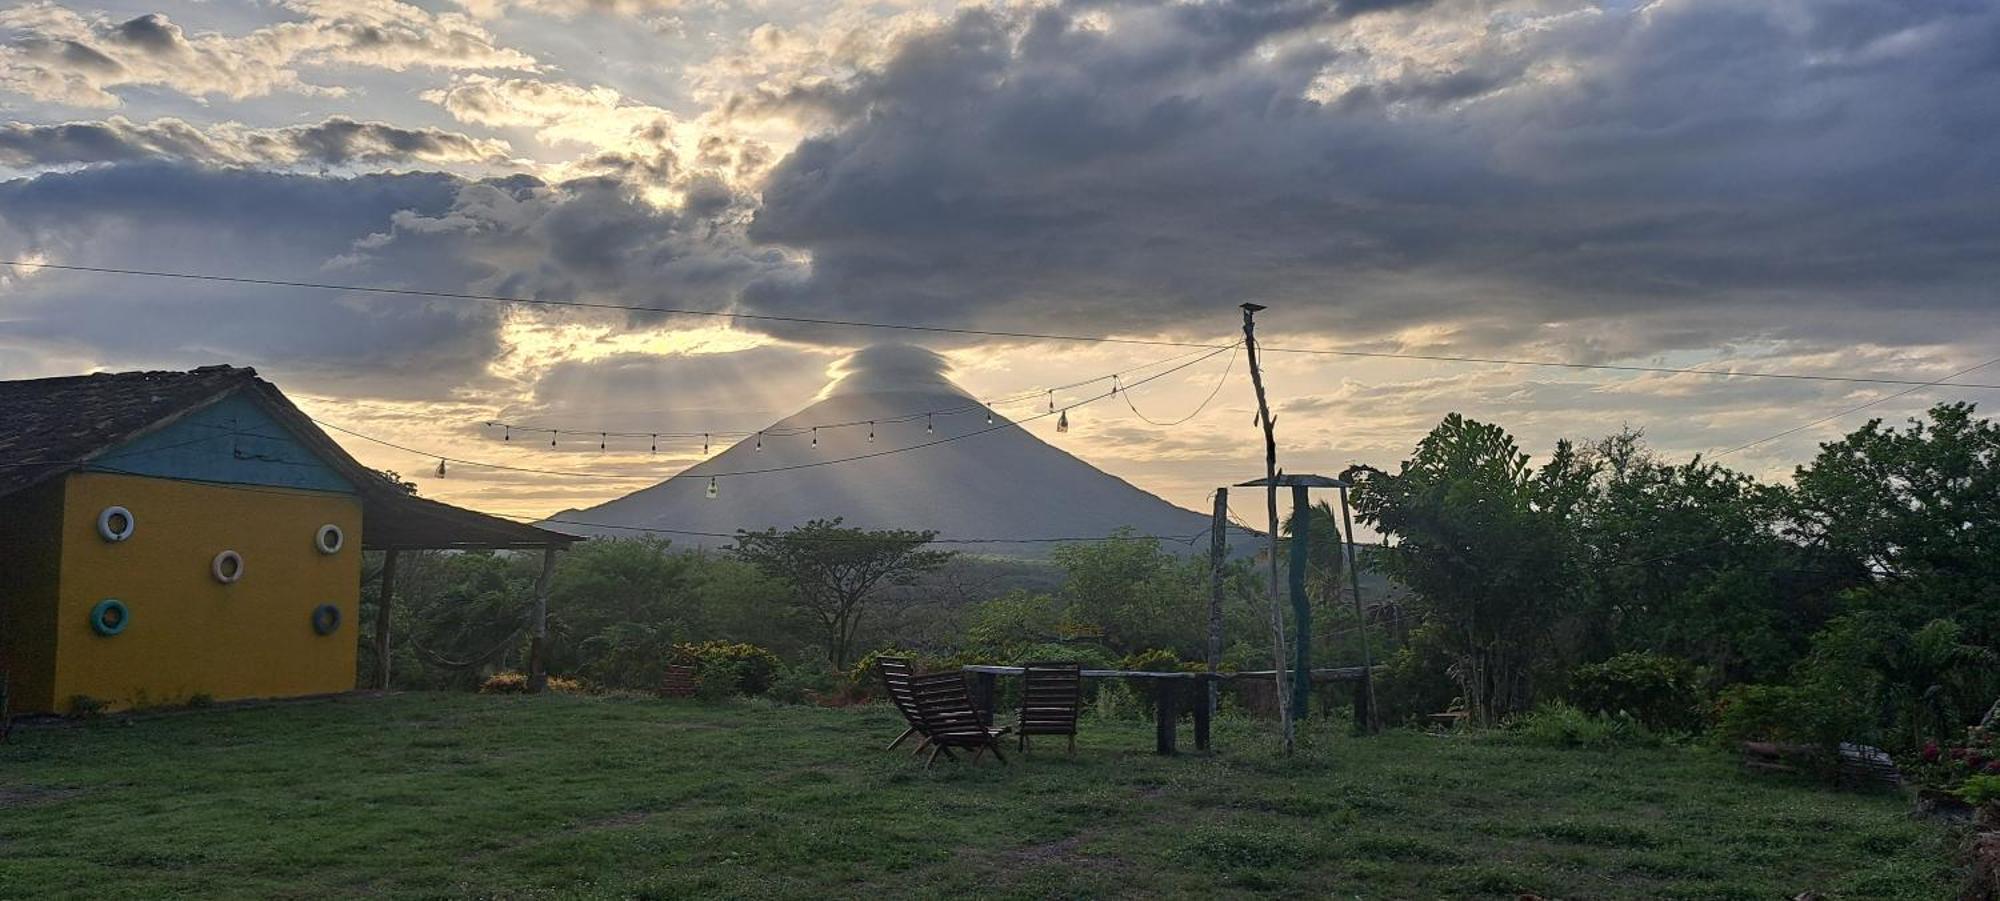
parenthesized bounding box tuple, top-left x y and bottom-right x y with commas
(48, 473, 362, 712)
(0, 480, 66, 714)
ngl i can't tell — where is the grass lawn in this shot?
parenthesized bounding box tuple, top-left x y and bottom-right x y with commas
(0, 692, 1962, 899)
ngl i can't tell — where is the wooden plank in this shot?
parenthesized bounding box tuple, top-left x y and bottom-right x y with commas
(1208, 487, 1227, 728)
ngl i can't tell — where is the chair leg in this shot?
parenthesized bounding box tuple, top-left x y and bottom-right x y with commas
(910, 736, 931, 757)
(970, 745, 986, 764)
(1068, 733, 1076, 755)
(926, 745, 951, 769)
(888, 726, 915, 751)
(989, 741, 1008, 765)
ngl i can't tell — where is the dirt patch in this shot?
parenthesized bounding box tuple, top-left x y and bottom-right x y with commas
(0, 785, 82, 806)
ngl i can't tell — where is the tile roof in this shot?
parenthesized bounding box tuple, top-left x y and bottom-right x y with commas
(0, 364, 257, 499)
(0, 364, 577, 549)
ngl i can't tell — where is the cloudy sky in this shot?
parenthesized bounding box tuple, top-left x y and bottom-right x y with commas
(2, 0, 1996, 524)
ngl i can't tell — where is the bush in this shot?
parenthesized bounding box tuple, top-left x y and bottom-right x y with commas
(672, 641, 780, 696)
(1506, 701, 1659, 749)
(477, 672, 586, 694)
(1960, 774, 2000, 806)
(1712, 682, 1867, 753)
(1567, 651, 1704, 732)
(768, 658, 840, 705)
(1118, 648, 1187, 673)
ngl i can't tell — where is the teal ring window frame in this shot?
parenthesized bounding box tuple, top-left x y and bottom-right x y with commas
(311, 603, 341, 636)
(90, 599, 129, 636)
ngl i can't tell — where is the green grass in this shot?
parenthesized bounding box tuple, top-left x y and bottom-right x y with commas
(0, 693, 1962, 899)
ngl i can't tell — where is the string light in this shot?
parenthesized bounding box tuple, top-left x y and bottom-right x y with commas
(650, 434, 657, 453)
(706, 476, 718, 499)
(503, 426, 510, 442)
(1057, 409, 1070, 433)
(987, 407, 995, 425)
(703, 433, 711, 454)
(811, 427, 818, 449)
(926, 414, 934, 434)
(600, 432, 607, 450)
(1048, 390, 1055, 412)
(1111, 376, 1120, 395)
(868, 421, 876, 443)
(756, 432, 763, 452)
(550, 433, 557, 447)
(435, 458, 448, 477)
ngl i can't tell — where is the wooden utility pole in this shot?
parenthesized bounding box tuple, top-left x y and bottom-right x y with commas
(1207, 487, 1228, 726)
(1289, 484, 1312, 720)
(1241, 303, 1293, 754)
(527, 546, 557, 693)
(374, 549, 400, 690)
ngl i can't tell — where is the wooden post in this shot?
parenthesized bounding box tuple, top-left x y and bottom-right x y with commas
(374, 549, 399, 691)
(1241, 302, 1293, 754)
(1208, 487, 1228, 724)
(1193, 675, 1212, 751)
(1155, 678, 1178, 755)
(1289, 484, 1312, 721)
(975, 671, 998, 726)
(1339, 486, 1380, 734)
(527, 546, 556, 694)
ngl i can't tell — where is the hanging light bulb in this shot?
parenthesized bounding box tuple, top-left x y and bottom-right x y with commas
(706, 476, 719, 499)
(503, 426, 511, 442)
(435, 458, 448, 477)
(756, 432, 763, 452)
(1057, 409, 1070, 433)
(811, 427, 818, 449)
(986, 407, 995, 425)
(1111, 375, 1120, 395)
(703, 433, 711, 454)
(550, 432, 557, 447)
(926, 414, 934, 434)
(868, 421, 876, 443)
(650, 434, 657, 453)
(1048, 390, 1055, 412)
(600, 432, 607, 450)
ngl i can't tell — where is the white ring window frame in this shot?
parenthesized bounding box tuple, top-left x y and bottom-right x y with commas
(211, 550, 245, 584)
(97, 506, 136, 543)
(315, 524, 345, 555)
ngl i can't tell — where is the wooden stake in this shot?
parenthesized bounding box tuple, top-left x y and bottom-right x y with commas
(1338, 485, 1380, 734)
(1208, 487, 1228, 725)
(374, 549, 399, 691)
(1241, 303, 1293, 755)
(528, 546, 556, 694)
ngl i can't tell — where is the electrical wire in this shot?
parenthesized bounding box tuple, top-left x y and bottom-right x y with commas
(1120, 343, 1238, 427)
(1711, 355, 2000, 458)
(8, 259, 1996, 390)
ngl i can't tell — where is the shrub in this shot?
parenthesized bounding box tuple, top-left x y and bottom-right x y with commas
(672, 641, 780, 696)
(1506, 701, 1659, 750)
(1118, 648, 1186, 673)
(477, 672, 585, 694)
(768, 658, 839, 705)
(1959, 774, 2000, 807)
(1567, 651, 1704, 732)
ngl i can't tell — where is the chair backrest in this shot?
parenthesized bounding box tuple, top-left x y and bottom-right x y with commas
(877, 657, 927, 731)
(1019, 662, 1083, 735)
(909, 672, 989, 745)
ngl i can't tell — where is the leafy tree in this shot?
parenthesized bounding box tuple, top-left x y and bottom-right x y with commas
(732, 518, 954, 667)
(1352, 414, 1587, 723)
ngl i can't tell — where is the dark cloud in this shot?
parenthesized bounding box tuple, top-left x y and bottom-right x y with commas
(740, 0, 2000, 356)
(0, 162, 499, 391)
(0, 116, 512, 168)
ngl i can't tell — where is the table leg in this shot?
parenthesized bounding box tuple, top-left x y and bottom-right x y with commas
(976, 671, 997, 726)
(1193, 678, 1211, 751)
(1155, 680, 1178, 755)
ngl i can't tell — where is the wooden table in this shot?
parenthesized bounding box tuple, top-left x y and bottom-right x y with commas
(961, 665, 1378, 755)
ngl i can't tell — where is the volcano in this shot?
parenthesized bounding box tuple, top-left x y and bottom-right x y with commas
(542, 345, 1239, 555)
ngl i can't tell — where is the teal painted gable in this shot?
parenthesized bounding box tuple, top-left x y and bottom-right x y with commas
(86, 392, 356, 493)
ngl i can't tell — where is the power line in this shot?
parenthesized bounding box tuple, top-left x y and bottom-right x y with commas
(1711, 355, 2000, 458)
(1121, 344, 1238, 427)
(8, 259, 1997, 390)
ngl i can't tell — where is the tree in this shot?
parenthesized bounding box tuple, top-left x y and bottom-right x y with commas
(732, 518, 954, 667)
(1351, 414, 1587, 724)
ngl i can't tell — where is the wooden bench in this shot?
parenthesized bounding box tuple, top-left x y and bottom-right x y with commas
(660, 664, 698, 699)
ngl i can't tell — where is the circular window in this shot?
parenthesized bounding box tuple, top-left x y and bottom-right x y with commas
(315, 524, 345, 555)
(211, 550, 245, 584)
(90, 599, 129, 636)
(97, 506, 135, 543)
(310, 603, 342, 636)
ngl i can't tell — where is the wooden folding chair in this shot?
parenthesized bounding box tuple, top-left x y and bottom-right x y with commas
(1017, 661, 1082, 754)
(909, 672, 1012, 768)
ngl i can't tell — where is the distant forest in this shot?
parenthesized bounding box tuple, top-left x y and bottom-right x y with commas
(361, 402, 1998, 757)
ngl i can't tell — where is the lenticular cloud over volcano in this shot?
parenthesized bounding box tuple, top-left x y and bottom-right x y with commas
(818, 344, 968, 400)
(543, 343, 1243, 555)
